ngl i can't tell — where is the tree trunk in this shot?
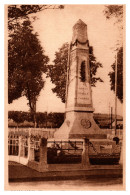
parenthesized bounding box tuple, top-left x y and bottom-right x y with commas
(33, 111, 37, 128)
(26, 82, 37, 128)
(31, 101, 37, 128)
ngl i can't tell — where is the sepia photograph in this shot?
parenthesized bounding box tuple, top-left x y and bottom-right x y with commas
(4, 2, 125, 191)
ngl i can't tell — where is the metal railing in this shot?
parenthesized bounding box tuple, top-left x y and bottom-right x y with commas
(47, 140, 83, 164)
(8, 135, 19, 156)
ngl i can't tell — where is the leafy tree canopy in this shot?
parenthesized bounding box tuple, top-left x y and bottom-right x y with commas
(8, 4, 64, 126)
(8, 5, 64, 31)
(8, 111, 64, 128)
(104, 5, 123, 27)
(47, 42, 103, 103)
(108, 47, 123, 103)
(103, 5, 123, 103)
(8, 111, 26, 124)
(8, 19, 49, 109)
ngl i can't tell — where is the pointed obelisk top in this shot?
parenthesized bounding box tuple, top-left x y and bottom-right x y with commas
(72, 19, 88, 44)
(73, 19, 87, 28)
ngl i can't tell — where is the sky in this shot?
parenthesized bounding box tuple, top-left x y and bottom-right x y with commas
(8, 4, 123, 116)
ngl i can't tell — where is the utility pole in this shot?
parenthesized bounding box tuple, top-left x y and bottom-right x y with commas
(109, 102, 110, 129)
(114, 52, 118, 136)
(111, 107, 113, 130)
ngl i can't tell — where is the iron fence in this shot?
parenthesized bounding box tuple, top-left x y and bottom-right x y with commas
(47, 140, 83, 164)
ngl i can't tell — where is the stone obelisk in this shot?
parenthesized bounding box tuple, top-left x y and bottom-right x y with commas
(54, 19, 106, 139)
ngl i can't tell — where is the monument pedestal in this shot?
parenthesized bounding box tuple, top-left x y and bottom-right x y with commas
(54, 111, 107, 139)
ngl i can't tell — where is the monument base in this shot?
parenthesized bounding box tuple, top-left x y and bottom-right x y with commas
(54, 111, 107, 139)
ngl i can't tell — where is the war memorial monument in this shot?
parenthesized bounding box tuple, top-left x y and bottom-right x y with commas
(8, 20, 122, 182)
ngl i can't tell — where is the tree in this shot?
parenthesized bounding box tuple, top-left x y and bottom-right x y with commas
(104, 5, 123, 27)
(8, 19, 49, 125)
(108, 47, 123, 103)
(8, 5, 64, 31)
(8, 111, 26, 127)
(34, 112, 45, 127)
(104, 5, 123, 102)
(48, 112, 64, 128)
(47, 43, 103, 103)
(8, 5, 64, 126)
